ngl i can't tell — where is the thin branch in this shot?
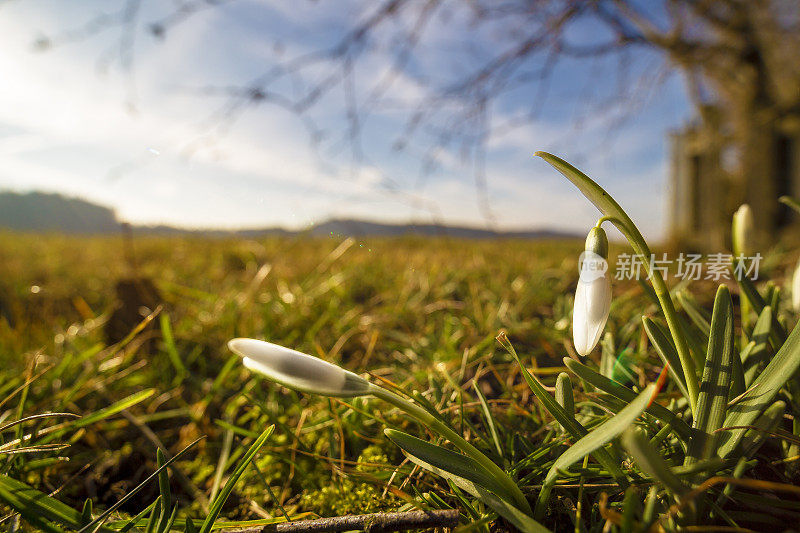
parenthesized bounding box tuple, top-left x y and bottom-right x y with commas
(226, 509, 459, 533)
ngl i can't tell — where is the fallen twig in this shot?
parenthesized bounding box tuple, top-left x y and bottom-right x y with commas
(225, 509, 459, 532)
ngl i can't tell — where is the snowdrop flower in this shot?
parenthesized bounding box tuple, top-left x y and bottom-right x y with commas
(230, 339, 531, 514)
(573, 226, 611, 356)
(228, 338, 370, 397)
(792, 259, 800, 312)
(732, 204, 754, 257)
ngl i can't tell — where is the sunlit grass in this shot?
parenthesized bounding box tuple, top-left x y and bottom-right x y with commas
(0, 232, 583, 528)
(3, 217, 800, 531)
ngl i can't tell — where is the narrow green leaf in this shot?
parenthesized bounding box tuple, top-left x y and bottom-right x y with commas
(642, 485, 659, 530)
(145, 497, 161, 533)
(717, 304, 800, 458)
(384, 429, 516, 506)
(81, 499, 92, 524)
(554, 373, 574, 433)
(620, 486, 638, 533)
(600, 332, 616, 379)
(729, 350, 746, 402)
(779, 195, 800, 215)
(78, 437, 204, 533)
(733, 262, 787, 345)
(743, 307, 773, 386)
(563, 357, 692, 441)
(184, 517, 198, 533)
(157, 448, 171, 530)
(621, 428, 689, 497)
(714, 458, 750, 517)
(0, 474, 114, 532)
(160, 313, 187, 384)
(471, 381, 504, 460)
(389, 433, 547, 533)
(642, 317, 688, 399)
(733, 400, 785, 460)
(72, 389, 156, 429)
(767, 284, 780, 313)
(676, 291, 711, 338)
(118, 501, 157, 533)
(199, 425, 274, 533)
(534, 384, 654, 520)
(499, 337, 627, 487)
(751, 306, 773, 341)
(160, 506, 179, 533)
(686, 285, 734, 465)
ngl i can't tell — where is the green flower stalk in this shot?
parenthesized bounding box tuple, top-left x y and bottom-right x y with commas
(229, 337, 532, 514)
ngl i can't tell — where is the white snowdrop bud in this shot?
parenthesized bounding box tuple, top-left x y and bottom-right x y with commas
(228, 338, 370, 397)
(792, 259, 800, 312)
(732, 204, 754, 257)
(573, 227, 611, 356)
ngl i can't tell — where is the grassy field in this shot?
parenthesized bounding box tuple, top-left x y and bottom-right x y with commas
(0, 232, 589, 528)
(3, 230, 800, 532)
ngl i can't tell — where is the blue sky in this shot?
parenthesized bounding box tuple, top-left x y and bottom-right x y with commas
(0, 1, 690, 239)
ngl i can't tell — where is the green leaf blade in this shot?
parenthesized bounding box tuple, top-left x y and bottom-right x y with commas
(384, 429, 517, 506)
(686, 285, 734, 465)
(199, 425, 274, 533)
(534, 384, 655, 520)
(563, 357, 692, 441)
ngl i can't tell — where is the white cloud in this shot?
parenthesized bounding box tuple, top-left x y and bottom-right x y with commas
(0, 1, 679, 240)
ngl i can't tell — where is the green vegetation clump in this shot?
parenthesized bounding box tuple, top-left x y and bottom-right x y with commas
(301, 446, 395, 516)
(0, 229, 578, 529)
(4, 158, 800, 531)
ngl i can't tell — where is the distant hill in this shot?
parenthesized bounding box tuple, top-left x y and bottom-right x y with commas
(302, 218, 578, 240)
(0, 191, 120, 233)
(0, 191, 578, 240)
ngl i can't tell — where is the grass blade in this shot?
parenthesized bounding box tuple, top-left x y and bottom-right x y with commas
(156, 449, 171, 531)
(199, 425, 274, 533)
(160, 313, 187, 385)
(779, 195, 800, 215)
(78, 436, 204, 533)
(686, 285, 734, 465)
(471, 381, 504, 460)
(0, 475, 113, 532)
(72, 389, 156, 429)
(600, 333, 616, 379)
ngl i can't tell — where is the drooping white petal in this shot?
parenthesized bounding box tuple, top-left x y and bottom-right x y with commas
(573, 271, 612, 356)
(229, 338, 370, 397)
